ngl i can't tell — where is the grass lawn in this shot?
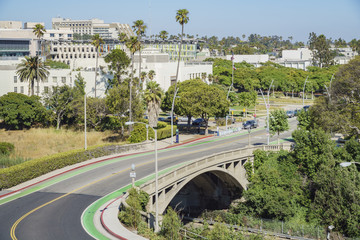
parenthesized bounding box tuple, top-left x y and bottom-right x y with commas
(0, 128, 119, 160)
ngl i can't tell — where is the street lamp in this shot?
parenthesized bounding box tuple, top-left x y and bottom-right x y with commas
(340, 162, 360, 167)
(260, 79, 274, 145)
(125, 121, 159, 232)
(302, 76, 309, 107)
(248, 128, 251, 146)
(171, 87, 179, 145)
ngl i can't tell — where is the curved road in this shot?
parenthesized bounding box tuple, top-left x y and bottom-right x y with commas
(0, 119, 297, 240)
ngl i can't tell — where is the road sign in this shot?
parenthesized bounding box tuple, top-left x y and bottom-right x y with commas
(130, 172, 136, 178)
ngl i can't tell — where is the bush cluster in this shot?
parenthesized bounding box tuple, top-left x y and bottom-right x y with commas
(0, 142, 15, 156)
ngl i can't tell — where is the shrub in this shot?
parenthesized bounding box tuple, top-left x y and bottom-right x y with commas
(118, 188, 147, 229)
(156, 121, 167, 129)
(0, 142, 15, 156)
(129, 124, 176, 143)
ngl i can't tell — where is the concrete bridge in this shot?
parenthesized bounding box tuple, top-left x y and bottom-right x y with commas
(140, 144, 292, 215)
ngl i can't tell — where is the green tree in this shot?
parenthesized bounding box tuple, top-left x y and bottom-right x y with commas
(159, 30, 168, 41)
(104, 49, 131, 87)
(308, 32, 334, 68)
(74, 72, 86, 96)
(269, 109, 289, 144)
(147, 70, 155, 81)
(132, 20, 147, 83)
(91, 34, 104, 97)
(43, 85, 74, 130)
(16, 56, 49, 96)
(291, 128, 335, 179)
(238, 91, 257, 117)
(118, 188, 143, 229)
(0, 93, 46, 130)
(144, 81, 163, 128)
(160, 207, 182, 240)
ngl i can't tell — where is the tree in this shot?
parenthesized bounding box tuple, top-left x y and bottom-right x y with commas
(74, 72, 86, 96)
(173, 9, 189, 92)
(0, 93, 46, 130)
(144, 81, 163, 128)
(118, 188, 142, 229)
(91, 34, 104, 97)
(308, 32, 334, 68)
(238, 91, 257, 117)
(32, 24, 46, 96)
(147, 70, 155, 81)
(16, 56, 49, 96)
(44, 85, 74, 130)
(159, 30, 168, 41)
(132, 20, 147, 84)
(160, 207, 182, 240)
(269, 109, 289, 144)
(104, 49, 131, 87)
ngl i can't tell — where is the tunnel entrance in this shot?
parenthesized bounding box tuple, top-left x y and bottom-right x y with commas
(167, 171, 243, 218)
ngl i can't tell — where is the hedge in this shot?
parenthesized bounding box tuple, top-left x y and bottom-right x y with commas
(129, 124, 177, 143)
(0, 142, 148, 190)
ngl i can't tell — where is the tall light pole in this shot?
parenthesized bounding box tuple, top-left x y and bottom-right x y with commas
(125, 121, 158, 232)
(171, 87, 179, 144)
(260, 80, 274, 145)
(302, 76, 309, 107)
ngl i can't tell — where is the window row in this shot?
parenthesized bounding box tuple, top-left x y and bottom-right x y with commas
(52, 47, 95, 53)
(54, 53, 96, 59)
(14, 86, 48, 94)
(14, 76, 67, 84)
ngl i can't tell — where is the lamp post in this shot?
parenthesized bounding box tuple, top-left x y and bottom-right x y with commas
(248, 128, 251, 146)
(171, 87, 179, 144)
(302, 76, 309, 107)
(125, 121, 158, 232)
(259, 79, 274, 145)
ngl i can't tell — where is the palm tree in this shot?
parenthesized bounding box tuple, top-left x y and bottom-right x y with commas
(91, 34, 104, 97)
(125, 36, 141, 123)
(144, 81, 163, 128)
(132, 20, 147, 87)
(148, 70, 156, 81)
(174, 9, 189, 89)
(32, 24, 46, 96)
(201, 72, 207, 82)
(159, 30, 168, 41)
(140, 71, 147, 86)
(16, 56, 49, 96)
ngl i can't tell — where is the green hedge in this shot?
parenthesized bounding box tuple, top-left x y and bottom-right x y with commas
(0, 142, 143, 190)
(129, 124, 177, 143)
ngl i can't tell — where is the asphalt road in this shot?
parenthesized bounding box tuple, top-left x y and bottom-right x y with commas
(0, 118, 297, 240)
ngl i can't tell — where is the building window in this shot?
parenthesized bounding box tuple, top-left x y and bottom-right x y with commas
(53, 76, 57, 82)
(14, 76, 17, 83)
(44, 86, 49, 93)
(170, 76, 176, 86)
(68, 34, 72, 38)
(20, 86, 24, 93)
(50, 33, 55, 37)
(14, 87, 17, 93)
(61, 77, 66, 83)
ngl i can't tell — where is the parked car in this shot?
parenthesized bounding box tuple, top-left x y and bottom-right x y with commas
(192, 118, 206, 126)
(158, 117, 166, 122)
(243, 120, 258, 129)
(303, 105, 310, 111)
(178, 116, 195, 123)
(286, 110, 295, 118)
(164, 116, 178, 124)
(294, 109, 300, 116)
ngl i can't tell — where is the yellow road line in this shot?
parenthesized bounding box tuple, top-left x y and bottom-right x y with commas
(10, 133, 258, 239)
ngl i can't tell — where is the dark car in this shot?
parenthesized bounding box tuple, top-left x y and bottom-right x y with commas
(158, 117, 166, 122)
(192, 118, 206, 126)
(164, 116, 178, 124)
(243, 120, 258, 129)
(303, 105, 310, 111)
(286, 110, 295, 118)
(294, 109, 300, 116)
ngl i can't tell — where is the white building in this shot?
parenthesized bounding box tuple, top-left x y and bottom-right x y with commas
(226, 54, 269, 67)
(51, 17, 134, 39)
(274, 48, 313, 70)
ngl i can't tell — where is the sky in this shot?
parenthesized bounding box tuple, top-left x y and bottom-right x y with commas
(0, 0, 359, 43)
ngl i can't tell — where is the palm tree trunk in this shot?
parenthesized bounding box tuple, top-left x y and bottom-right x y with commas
(139, 39, 142, 89)
(94, 48, 98, 98)
(31, 79, 35, 96)
(130, 54, 133, 124)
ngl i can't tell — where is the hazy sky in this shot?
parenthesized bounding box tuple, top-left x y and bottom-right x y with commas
(1, 0, 359, 43)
